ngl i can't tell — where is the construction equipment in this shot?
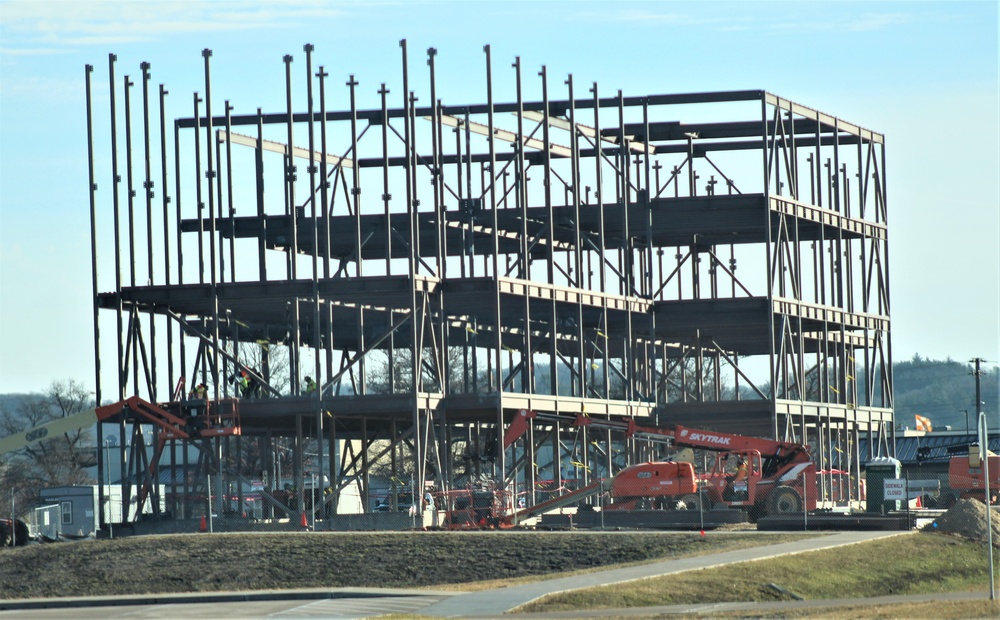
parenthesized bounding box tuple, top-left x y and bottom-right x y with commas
(436, 487, 513, 529)
(0, 396, 239, 458)
(504, 409, 817, 519)
(916, 441, 999, 505)
(0, 395, 241, 522)
(948, 446, 999, 505)
(606, 461, 698, 510)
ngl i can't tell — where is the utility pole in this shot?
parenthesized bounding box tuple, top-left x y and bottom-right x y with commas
(970, 357, 986, 424)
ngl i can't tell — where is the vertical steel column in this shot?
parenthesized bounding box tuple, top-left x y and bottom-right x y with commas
(140, 62, 158, 400)
(538, 67, 558, 397)
(485, 44, 506, 481)
(361, 417, 370, 511)
(215, 112, 226, 286)
(879, 138, 893, 428)
(512, 58, 532, 394)
(318, 69, 334, 388)
(174, 117, 186, 387)
(295, 414, 304, 522)
(400, 39, 423, 499)
(348, 75, 362, 278)
(409, 94, 423, 275)
(464, 111, 474, 278)
(193, 93, 205, 283)
(427, 53, 450, 483)
(328, 414, 338, 515)
(203, 49, 221, 397)
(158, 84, 174, 393)
(591, 83, 610, 398)
(616, 91, 632, 296)
(379, 82, 392, 276)
(225, 102, 236, 283)
(761, 95, 780, 440)
(567, 75, 586, 399)
(566, 75, 582, 288)
(85, 63, 105, 528)
(305, 43, 325, 523)
(616, 92, 636, 403)
(283, 54, 298, 281)
(427, 48, 445, 277)
(641, 98, 655, 400)
(318, 65, 331, 279)
(282, 55, 301, 393)
(124, 72, 139, 394)
(256, 109, 267, 281)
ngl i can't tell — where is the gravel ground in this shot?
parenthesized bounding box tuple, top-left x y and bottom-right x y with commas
(0, 530, 807, 599)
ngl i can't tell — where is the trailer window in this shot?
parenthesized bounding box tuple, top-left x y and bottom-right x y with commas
(61, 501, 73, 525)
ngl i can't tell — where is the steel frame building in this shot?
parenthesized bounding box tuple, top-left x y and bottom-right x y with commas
(85, 43, 893, 526)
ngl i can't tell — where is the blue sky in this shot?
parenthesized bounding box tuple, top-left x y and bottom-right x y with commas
(1, 0, 997, 394)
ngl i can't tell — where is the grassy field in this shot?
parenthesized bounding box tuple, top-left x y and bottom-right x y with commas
(520, 531, 1000, 614)
(3, 529, 998, 619)
(692, 600, 1000, 620)
(0, 530, 810, 600)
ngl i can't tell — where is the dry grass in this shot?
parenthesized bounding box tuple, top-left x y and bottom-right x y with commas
(664, 599, 1000, 619)
(0, 530, 811, 600)
(520, 531, 1000, 613)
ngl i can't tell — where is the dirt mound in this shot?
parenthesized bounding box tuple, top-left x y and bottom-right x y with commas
(930, 498, 1000, 546)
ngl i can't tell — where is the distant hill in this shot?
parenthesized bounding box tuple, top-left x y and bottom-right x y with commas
(892, 356, 999, 432)
(0, 393, 33, 415)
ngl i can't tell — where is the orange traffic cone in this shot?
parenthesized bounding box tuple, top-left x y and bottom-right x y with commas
(200, 514, 207, 532)
(300, 511, 309, 529)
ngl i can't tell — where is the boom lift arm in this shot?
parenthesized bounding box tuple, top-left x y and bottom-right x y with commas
(1, 396, 241, 523)
(505, 408, 808, 463)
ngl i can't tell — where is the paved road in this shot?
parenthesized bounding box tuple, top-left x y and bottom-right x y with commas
(7, 530, 988, 619)
(0, 589, 460, 619)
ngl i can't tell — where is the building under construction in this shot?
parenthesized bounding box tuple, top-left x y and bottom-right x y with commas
(84, 43, 893, 527)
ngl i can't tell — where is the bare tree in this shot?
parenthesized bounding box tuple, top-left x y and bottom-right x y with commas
(0, 381, 96, 515)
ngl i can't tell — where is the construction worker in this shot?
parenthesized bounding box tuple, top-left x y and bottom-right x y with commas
(734, 456, 748, 482)
(248, 368, 265, 399)
(236, 371, 251, 397)
(186, 383, 208, 434)
(729, 456, 749, 501)
(304, 376, 317, 394)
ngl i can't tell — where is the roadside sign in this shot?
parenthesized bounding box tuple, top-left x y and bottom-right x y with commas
(883, 478, 907, 500)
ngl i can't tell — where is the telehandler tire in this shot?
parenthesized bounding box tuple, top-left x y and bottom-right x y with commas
(766, 486, 803, 515)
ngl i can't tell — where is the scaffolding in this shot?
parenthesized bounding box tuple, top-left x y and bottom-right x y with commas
(85, 42, 893, 527)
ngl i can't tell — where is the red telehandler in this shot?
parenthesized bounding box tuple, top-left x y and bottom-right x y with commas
(504, 409, 817, 519)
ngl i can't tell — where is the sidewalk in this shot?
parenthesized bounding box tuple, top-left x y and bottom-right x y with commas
(418, 530, 911, 617)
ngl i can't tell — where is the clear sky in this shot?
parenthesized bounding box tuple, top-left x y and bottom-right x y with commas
(1, 0, 997, 395)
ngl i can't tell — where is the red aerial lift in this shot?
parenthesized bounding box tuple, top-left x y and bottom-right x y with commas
(0, 395, 240, 522)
